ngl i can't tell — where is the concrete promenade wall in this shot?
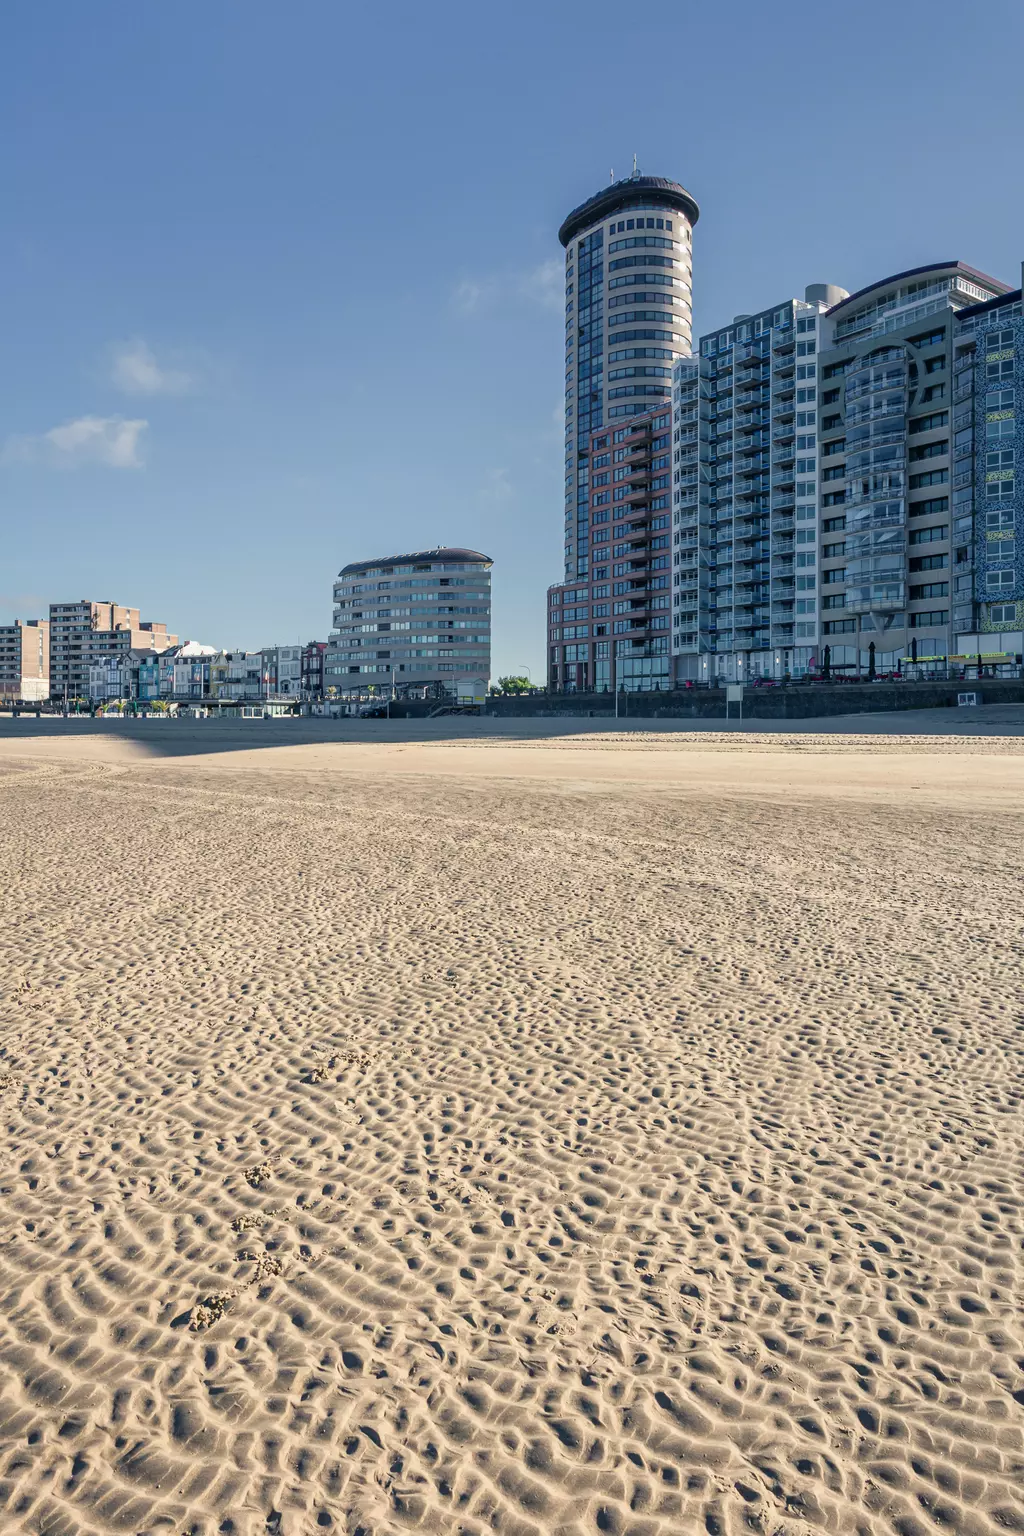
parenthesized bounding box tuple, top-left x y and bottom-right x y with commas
(482, 679, 1024, 721)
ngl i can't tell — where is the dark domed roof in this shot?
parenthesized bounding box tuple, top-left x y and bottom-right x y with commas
(339, 547, 492, 577)
(559, 175, 699, 248)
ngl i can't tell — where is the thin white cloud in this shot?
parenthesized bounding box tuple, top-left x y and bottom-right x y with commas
(109, 339, 192, 396)
(4, 415, 149, 469)
(453, 259, 563, 316)
(515, 259, 562, 308)
(481, 467, 513, 501)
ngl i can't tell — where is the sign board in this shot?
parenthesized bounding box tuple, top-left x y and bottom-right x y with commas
(726, 685, 744, 702)
(957, 692, 979, 707)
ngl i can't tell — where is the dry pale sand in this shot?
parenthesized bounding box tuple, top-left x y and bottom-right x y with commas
(0, 721, 1022, 1536)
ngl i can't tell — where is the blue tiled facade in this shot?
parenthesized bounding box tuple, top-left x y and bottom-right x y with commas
(954, 293, 1023, 650)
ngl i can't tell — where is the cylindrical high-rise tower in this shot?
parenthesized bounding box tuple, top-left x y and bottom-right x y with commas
(559, 173, 699, 581)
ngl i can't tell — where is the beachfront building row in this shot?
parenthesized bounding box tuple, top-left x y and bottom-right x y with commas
(326, 546, 492, 700)
(670, 261, 1016, 682)
(547, 171, 1023, 688)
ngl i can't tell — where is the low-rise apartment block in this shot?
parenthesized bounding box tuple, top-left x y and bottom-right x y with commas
(0, 619, 49, 702)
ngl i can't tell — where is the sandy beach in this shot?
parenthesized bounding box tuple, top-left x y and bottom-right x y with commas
(0, 717, 1022, 1536)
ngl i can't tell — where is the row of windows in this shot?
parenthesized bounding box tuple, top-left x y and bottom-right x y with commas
(608, 292, 679, 311)
(607, 235, 677, 254)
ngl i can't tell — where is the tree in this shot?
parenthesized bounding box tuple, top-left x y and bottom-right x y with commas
(494, 675, 531, 695)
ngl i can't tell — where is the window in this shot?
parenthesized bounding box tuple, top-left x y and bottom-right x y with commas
(822, 491, 846, 507)
(821, 593, 846, 610)
(823, 466, 846, 482)
(909, 411, 949, 434)
(987, 357, 1015, 382)
(988, 543, 1016, 565)
(910, 496, 949, 517)
(910, 439, 948, 461)
(823, 619, 856, 634)
(909, 553, 948, 572)
(990, 603, 1017, 623)
(821, 568, 846, 585)
(921, 382, 946, 403)
(986, 507, 1014, 530)
(909, 469, 948, 489)
(823, 541, 846, 558)
(909, 525, 948, 545)
(987, 569, 1015, 592)
(908, 328, 946, 348)
(908, 611, 948, 627)
(910, 582, 948, 600)
(822, 413, 842, 430)
(823, 515, 847, 533)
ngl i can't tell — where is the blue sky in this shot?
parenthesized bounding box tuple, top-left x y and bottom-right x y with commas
(2, 0, 1022, 675)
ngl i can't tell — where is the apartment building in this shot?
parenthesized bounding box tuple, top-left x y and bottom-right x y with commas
(0, 618, 49, 702)
(547, 402, 673, 690)
(560, 172, 698, 590)
(951, 268, 1024, 668)
(326, 547, 492, 698)
(814, 263, 1011, 675)
(671, 285, 848, 683)
(48, 599, 177, 701)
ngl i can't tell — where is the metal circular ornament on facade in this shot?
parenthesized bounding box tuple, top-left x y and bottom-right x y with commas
(558, 176, 700, 248)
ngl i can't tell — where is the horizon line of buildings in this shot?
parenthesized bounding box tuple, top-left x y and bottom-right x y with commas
(1, 546, 495, 707)
(548, 172, 1024, 689)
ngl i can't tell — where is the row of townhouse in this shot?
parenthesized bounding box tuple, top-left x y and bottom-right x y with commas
(85, 642, 329, 705)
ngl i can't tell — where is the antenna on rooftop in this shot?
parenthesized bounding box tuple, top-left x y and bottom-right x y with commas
(632, 153, 638, 178)
(610, 168, 614, 182)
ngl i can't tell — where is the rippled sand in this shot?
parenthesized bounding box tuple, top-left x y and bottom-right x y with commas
(0, 724, 1022, 1536)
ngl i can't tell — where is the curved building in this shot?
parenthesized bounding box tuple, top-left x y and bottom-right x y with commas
(560, 172, 699, 583)
(326, 547, 492, 700)
(815, 261, 1011, 674)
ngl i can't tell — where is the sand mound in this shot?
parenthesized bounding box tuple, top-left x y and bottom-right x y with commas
(0, 737, 1021, 1535)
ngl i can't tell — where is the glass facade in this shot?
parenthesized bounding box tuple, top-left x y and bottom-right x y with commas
(951, 291, 1024, 669)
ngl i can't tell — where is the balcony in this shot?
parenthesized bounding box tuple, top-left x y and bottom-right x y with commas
(843, 582, 905, 613)
(772, 422, 797, 443)
(771, 330, 795, 351)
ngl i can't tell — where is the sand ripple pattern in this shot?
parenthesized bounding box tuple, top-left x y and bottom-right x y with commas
(0, 754, 1022, 1535)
